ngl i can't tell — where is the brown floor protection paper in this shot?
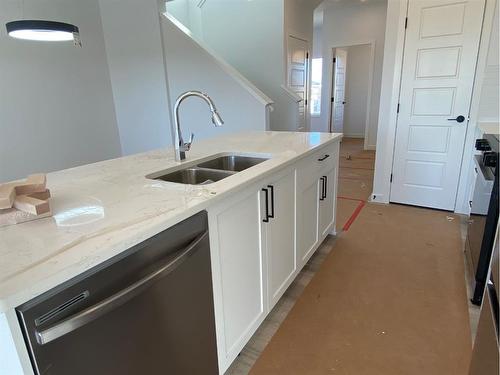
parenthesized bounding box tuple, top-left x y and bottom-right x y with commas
(336, 138, 375, 226)
(249, 203, 472, 375)
(335, 198, 362, 231)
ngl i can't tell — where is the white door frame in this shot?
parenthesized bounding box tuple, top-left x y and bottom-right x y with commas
(371, 0, 496, 213)
(327, 40, 376, 150)
(286, 32, 311, 131)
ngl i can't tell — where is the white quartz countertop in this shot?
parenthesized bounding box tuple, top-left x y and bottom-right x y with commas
(0, 131, 342, 312)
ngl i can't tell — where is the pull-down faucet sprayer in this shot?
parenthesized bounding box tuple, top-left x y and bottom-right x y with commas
(173, 91, 224, 161)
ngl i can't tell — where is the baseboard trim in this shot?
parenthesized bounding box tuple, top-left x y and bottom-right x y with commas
(343, 133, 364, 139)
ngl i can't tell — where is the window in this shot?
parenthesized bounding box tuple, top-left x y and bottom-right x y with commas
(310, 58, 323, 116)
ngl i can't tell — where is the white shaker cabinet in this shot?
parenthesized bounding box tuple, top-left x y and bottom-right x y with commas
(208, 185, 267, 372)
(262, 168, 296, 310)
(296, 177, 320, 270)
(296, 142, 339, 269)
(319, 166, 337, 238)
(209, 141, 340, 374)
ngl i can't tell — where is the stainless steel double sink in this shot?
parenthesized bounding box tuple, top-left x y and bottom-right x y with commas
(147, 155, 269, 185)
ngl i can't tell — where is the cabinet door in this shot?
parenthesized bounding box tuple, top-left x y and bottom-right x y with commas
(296, 179, 320, 269)
(208, 188, 266, 373)
(265, 169, 296, 309)
(319, 166, 336, 238)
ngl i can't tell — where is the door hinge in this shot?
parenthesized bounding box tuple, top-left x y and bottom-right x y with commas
(333, 57, 336, 63)
(397, 103, 400, 113)
(305, 99, 308, 106)
(331, 97, 334, 103)
(306, 52, 309, 59)
(390, 173, 393, 183)
(405, 17, 408, 29)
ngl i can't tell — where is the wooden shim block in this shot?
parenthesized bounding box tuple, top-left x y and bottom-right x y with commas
(0, 208, 52, 227)
(15, 174, 46, 195)
(13, 195, 50, 215)
(28, 189, 51, 201)
(0, 183, 16, 209)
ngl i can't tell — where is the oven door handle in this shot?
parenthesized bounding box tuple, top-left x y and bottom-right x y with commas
(35, 231, 208, 345)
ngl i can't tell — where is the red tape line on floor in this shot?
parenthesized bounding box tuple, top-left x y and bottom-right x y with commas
(338, 196, 366, 231)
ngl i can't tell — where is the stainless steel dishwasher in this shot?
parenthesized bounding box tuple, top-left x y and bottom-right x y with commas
(16, 211, 219, 375)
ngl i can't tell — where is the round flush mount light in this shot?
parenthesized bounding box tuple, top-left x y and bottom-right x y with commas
(6, 20, 80, 44)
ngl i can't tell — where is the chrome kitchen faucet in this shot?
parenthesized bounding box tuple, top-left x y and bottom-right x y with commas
(173, 91, 224, 161)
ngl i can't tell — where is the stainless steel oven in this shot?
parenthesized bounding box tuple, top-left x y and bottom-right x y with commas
(466, 134, 499, 305)
(16, 211, 219, 375)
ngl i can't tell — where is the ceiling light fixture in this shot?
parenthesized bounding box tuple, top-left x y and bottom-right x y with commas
(6, 20, 81, 46)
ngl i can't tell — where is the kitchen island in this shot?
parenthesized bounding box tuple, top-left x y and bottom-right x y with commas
(0, 131, 342, 374)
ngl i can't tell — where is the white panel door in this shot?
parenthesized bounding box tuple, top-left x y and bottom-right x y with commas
(288, 36, 309, 131)
(265, 169, 296, 309)
(391, 0, 485, 210)
(330, 48, 347, 133)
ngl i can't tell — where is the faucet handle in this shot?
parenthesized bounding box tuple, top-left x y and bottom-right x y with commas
(182, 132, 195, 152)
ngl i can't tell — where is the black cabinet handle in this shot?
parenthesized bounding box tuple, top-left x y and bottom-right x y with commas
(267, 185, 275, 219)
(318, 154, 330, 162)
(323, 176, 328, 199)
(320, 177, 325, 201)
(262, 188, 269, 222)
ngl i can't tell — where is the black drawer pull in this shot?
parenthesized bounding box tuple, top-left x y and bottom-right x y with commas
(323, 176, 328, 199)
(320, 177, 325, 201)
(262, 188, 269, 222)
(268, 185, 275, 219)
(318, 154, 330, 162)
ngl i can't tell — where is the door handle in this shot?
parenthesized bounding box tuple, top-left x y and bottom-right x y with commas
(267, 185, 275, 219)
(35, 231, 208, 345)
(262, 188, 270, 222)
(448, 115, 465, 123)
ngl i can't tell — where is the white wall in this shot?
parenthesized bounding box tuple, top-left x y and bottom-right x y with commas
(195, 0, 289, 132)
(284, 0, 315, 42)
(0, 0, 122, 183)
(455, 0, 499, 214)
(167, 0, 322, 132)
(343, 44, 371, 138)
(319, 0, 387, 147)
(371, 0, 407, 203)
(160, 15, 268, 140)
(477, 0, 499, 122)
(99, 0, 172, 155)
(165, 0, 203, 38)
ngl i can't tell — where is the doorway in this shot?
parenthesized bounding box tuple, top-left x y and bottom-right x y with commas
(287, 35, 310, 132)
(327, 43, 377, 232)
(329, 43, 375, 151)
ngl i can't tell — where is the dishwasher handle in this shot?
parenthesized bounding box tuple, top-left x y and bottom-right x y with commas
(35, 231, 208, 346)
